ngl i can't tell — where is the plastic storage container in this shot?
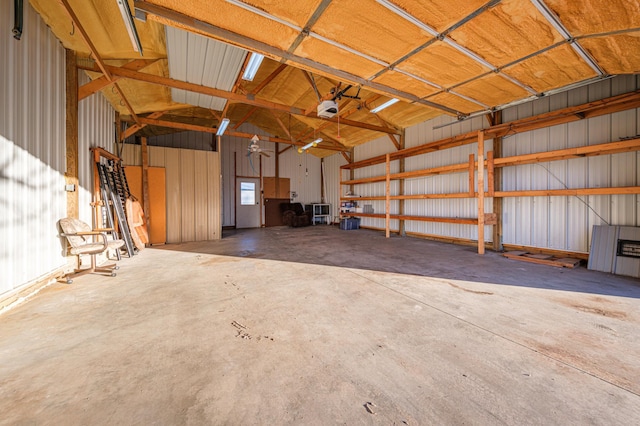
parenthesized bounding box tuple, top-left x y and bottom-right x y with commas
(340, 217, 360, 230)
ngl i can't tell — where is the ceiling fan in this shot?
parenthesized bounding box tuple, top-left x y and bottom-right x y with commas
(247, 135, 273, 157)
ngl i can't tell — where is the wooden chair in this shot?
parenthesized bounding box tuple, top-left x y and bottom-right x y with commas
(58, 217, 124, 284)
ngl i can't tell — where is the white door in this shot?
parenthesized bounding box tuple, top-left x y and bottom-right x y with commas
(236, 178, 261, 228)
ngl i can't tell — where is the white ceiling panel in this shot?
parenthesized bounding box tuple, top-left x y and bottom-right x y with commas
(166, 26, 248, 111)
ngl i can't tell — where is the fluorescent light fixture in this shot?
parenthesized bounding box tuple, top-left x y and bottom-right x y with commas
(116, 0, 143, 56)
(370, 98, 399, 114)
(298, 138, 322, 153)
(242, 53, 264, 81)
(216, 118, 230, 136)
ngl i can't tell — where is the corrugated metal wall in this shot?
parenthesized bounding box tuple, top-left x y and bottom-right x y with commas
(149, 131, 215, 152)
(324, 75, 639, 253)
(324, 153, 347, 224)
(0, 2, 67, 298)
(121, 144, 221, 242)
(501, 75, 640, 252)
(403, 115, 492, 240)
(77, 72, 115, 225)
(219, 124, 321, 227)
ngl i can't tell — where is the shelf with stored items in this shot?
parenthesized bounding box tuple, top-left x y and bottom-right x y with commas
(339, 133, 640, 254)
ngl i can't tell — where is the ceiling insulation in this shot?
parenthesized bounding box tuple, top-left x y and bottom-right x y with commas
(448, 0, 565, 67)
(27, 0, 640, 157)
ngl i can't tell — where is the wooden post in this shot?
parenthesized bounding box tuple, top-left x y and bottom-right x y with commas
(385, 153, 391, 238)
(65, 48, 79, 219)
(398, 130, 406, 236)
(92, 149, 101, 227)
(320, 157, 325, 203)
(477, 131, 485, 255)
(468, 154, 475, 197)
(141, 137, 151, 232)
(492, 112, 503, 251)
(487, 151, 495, 197)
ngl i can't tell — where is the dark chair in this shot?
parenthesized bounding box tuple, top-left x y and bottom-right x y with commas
(280, 202, 312, 227)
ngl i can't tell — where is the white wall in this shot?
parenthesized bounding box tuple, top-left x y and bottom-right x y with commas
(500, 75, 640, 252)
(324, 75, 640, 253)
(0, 1, 68, 300)
(78, 72, 116, 225)
(219, 124, 321, 227)
(122, 144, 221, 242)
(0, 1, 118, 302)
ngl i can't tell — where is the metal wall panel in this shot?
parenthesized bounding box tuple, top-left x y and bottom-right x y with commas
(166, 26, 246, 111)
(122, 144, 221, 242)
(324, 76, 639, 251)
(500, 75, 639, 252)
(77, 72, 115, 225)
(219, 124, 320, 227)
(180, 149, 196, 242)
(324, 153, 348, 224)
(151, 131, 215, 152)
(1, 2, 67, 298)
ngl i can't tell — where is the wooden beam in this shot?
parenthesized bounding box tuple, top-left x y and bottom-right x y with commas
(141, 137, 150, 234)
(78, 75, 121, 101)
(494, 187, 640, 197)
(250, 63, 287, 95)
(341, 151, 352, 163)
(65, 48, 79, 219)
(78, 63, 399, 135)
(477, 131, 485, 255)
(278, 145, 293, 155)
(494, 138, 640, 167)
(342, 90, 640, 170)
(398, 130, 406, 236)
(60, 0, 140, 124)
(234, 106, 258, 129)
(487, 150, 495, 197)
(135, 1, 461, 116)
(386, 153, 391, 238)
(269, 110, 292, 140)
(77, 59, 158, 101)
(120, 111, 166, 141)
(468, 154, 475, 197)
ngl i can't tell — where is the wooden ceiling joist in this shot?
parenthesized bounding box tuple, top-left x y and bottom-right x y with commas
(121, 117, 348, 152)
(78, 62, 400, 136)
(134, 0, 462, 117)
(343, 89, 640, 169)
(60, 0, 140, 125)
(250, 63, 287, 95)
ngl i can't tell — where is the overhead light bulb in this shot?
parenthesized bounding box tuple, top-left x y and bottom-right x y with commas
(370, 98, 399, 113)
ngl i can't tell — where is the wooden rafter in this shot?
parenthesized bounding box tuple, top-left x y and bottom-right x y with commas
(121, 111, 166, 141)
(134, 1, 461, 116)
(78, 59, 159, 101)
(343, 89, 640, 169)
(250, 63, 287, 95)
(234, 106, 258, 129)
(78, 63, 400, 135)
(121, 117, 348, 151)
(60, 0, 140, 124)
(269, 110, 292, 140)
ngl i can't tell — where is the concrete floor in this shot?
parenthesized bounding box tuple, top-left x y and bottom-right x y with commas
(1, 226, 639, 424)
